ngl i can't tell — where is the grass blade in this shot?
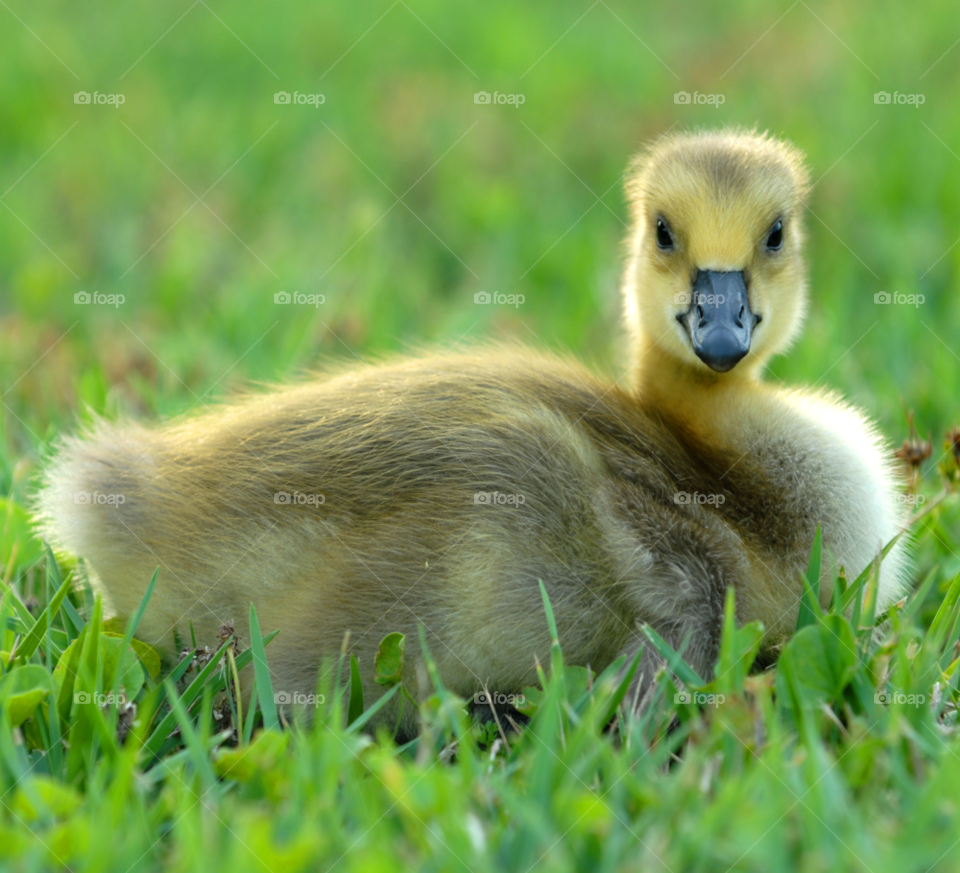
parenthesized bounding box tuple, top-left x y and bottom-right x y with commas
(640, 624, 703, 687)
(249, 603, 279, 731)
(796, 526, 822, 630)
(164, 679, 217, 786)
(346, 683, 400, 735)
(109, 569, 158, 701)
(598, 646, 643, 727)
(61, 598, 85, 635)
(347, 653, 364, 726)
(904, 565, 940, 623)
(243, 682, 259, 744)
(142, 637, 235, 760)
(14, 571, 71, 664)
(841, 533, 903, 614)
(539, 579, 565, 686)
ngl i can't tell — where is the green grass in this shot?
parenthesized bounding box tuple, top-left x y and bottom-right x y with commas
(3, 0, 960, 869)
(3, 502, 960, 872)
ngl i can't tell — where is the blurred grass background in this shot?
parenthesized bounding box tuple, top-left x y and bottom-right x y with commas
(1, 0, 959, 499)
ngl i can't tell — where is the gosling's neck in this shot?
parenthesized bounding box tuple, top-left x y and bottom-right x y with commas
(630, 338, 771, 446)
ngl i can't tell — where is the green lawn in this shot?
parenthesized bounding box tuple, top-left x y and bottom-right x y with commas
(2, 0, 960, 870)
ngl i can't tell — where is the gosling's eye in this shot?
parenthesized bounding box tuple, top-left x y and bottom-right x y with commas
(766, 220, 783, 250)
(656, 218, 674, 250)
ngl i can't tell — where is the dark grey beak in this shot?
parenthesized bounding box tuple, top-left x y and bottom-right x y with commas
(678, 271, 760, 373)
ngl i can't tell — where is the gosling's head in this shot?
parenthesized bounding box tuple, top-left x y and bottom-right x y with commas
(623, 129, 810, 378)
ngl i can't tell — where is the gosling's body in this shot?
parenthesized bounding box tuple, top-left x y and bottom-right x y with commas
(36, 130, 910, 727)
(39, 354, 735, 713)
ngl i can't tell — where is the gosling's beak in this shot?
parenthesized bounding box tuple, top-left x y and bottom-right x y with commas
(678, 270, 760, 373)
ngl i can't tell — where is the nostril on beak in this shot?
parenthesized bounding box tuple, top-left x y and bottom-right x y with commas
(682, 270, 755, 372)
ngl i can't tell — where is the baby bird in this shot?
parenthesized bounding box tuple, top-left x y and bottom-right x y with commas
(36, 129, 910, 730)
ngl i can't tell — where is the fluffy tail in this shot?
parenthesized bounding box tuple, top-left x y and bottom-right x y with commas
(33, 419, 168, 618)
(37, 419, 142, 547)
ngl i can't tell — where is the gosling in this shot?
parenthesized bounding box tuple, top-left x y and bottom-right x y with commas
(36, 129, 910, 730)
